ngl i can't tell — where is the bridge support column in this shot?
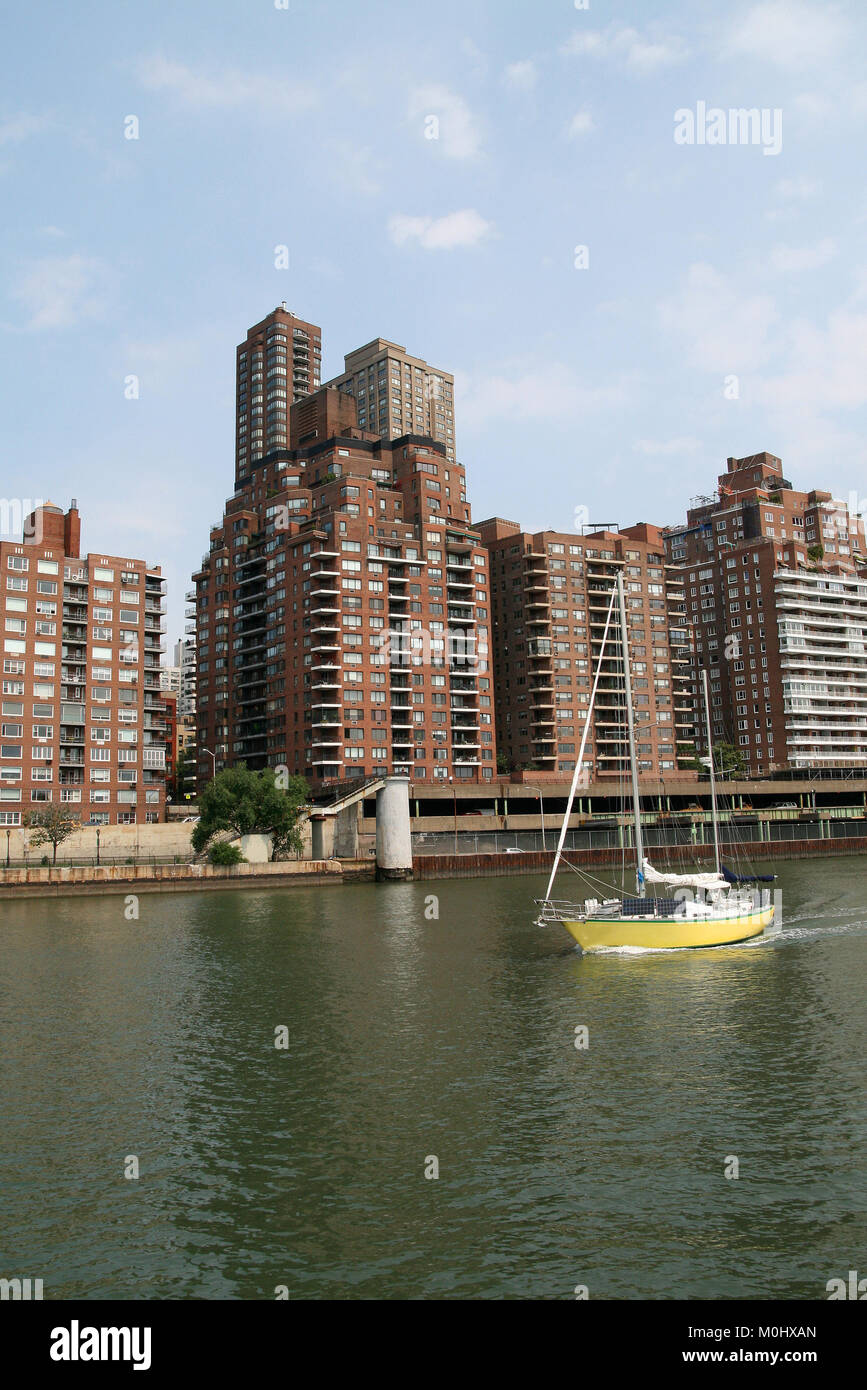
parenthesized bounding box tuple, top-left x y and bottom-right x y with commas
(310, 815, 334, 860)
(375, 776, 413, 881)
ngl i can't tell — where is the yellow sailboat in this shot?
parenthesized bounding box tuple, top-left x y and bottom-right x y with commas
(535, 573, 775, 952)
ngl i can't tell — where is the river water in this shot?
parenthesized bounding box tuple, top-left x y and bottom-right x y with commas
(1, 857, 865, 1300)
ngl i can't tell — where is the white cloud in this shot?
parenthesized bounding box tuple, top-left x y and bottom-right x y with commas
(407, 84, 481, 160)
(658, 263, 777, 372)
(755, 309, 867, 413)
(457, 363, 629, 430)
(561, 23, 687, 72)
(726, 1, 847, 70)
(566, 108, 595, 140)
(11, 254, 111, 330)
(634, 437, 701, 456)
(769, 238, 837, 273)
(0, 113, 52, 146)
(660, 264, 867, 465)
(775, 176, 821, 200)
(503, 60, 537, 92)
(136, 56, 315, 115)
(388, 210, 493, 251)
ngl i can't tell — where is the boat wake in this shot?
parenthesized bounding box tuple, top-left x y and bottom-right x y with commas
(580, 914, 867, 955)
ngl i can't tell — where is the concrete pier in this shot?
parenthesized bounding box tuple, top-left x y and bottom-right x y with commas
(375, 776, 413, 881)
(309, 815, 332, 861)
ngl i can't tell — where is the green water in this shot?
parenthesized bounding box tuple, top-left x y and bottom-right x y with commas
(1, 857, 865, 1300)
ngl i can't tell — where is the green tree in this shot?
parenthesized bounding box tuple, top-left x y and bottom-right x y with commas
(191, 764, 308, 860)
(25, 803, 81, 865)
(711, 742, 746, 778)
(496, 751, 511, 775)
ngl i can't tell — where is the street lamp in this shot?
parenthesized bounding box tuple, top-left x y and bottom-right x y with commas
(526, 784, 546, 851)
(201, 747, 217, 780)
(95, 827, 101, 866)
(5, 827, 10, 868)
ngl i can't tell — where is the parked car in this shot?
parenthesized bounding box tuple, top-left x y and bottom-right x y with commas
(770, 802, 797, 810)
(505, 847, 524, 854)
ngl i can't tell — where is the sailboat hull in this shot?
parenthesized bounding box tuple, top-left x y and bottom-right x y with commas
(562, 904, 774, 952)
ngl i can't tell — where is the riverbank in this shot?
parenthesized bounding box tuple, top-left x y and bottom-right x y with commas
(3, 833, 867, 897)
(0, 858, 375, 898)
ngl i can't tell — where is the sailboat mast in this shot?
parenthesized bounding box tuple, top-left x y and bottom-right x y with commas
(616, 571, 644, 898)
(543, 583, 618, 903)
(701, 667, 722, 875)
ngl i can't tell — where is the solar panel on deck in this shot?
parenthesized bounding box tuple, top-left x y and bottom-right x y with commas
(622, 897, 681, 917)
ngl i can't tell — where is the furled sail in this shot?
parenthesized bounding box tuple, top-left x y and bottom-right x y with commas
(641, 858, 728, 891)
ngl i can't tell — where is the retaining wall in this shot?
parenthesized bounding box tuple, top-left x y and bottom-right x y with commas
(0, 859, 347, 899)
(411, 838, 867, 879)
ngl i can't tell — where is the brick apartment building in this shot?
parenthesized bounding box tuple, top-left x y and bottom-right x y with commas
(1, 501, 167, 829)
(235, 304, 322, 478)
(479, 518, 693, 779)
(664, 451, 867, 773)
(194, 312, 494, 787)
(325, 338, 456, 462)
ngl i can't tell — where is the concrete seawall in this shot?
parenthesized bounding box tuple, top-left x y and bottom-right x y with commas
(410, 838, 867, 879)
(3, 836, 864, 898)
(0, 859, 376, 899)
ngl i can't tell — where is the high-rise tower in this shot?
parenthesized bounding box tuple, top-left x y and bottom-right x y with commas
(235, 305, 322, 482)
(326, 339, 456, 461)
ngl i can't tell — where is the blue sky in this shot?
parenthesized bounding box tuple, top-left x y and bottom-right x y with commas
(2, 0, 866, 639)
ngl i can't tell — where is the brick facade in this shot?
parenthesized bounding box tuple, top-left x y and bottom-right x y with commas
(1, 502, 166, 828)
(479, 518, 693, 779)
(195, 349, 495, 788)
(664, 452, 867, 773)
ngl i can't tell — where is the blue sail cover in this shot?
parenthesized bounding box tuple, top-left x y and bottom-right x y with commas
(721, 864, 775, 884)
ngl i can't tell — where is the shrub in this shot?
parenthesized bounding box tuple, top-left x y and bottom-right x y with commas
(208, 841, 247, 866)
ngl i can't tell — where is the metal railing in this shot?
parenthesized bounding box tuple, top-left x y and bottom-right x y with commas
(410, 818, 867, 856)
